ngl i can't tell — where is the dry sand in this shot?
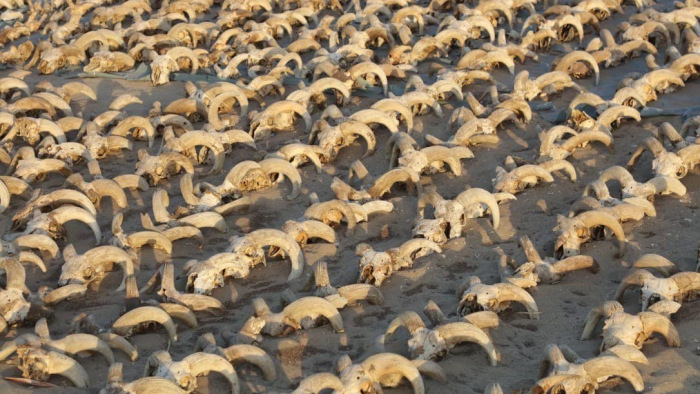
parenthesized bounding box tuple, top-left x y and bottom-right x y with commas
(1, 1, 699, 393)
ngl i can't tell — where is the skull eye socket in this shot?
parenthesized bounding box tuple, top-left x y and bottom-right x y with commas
(82, 267, 94, 280)
(244, 246, 257, 256)
(554, 245, 564, 260)
(648, 293, 661, 305)
(676, 166, 687, 178)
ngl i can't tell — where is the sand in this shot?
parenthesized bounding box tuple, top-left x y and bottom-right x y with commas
(0, 0, 699, 393)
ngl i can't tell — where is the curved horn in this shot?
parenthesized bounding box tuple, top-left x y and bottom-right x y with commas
(512, 165, 555, 183)
(152, 189, 172, 224)
(421, 146, 473, 176)
(435, 322, 499, 366)
(463, 311, 500, 330)
(259, 158, 302, 200)
(157, 303, 198, 328)
(340, 121, 377, 158)
(529, 374, 590, 394)
(305, 200, 357, 236)
(670, 271, 700, 295)
(368, 167, 421, 199)
(207, 90, 249, 130)
(0, 258, 28, 293)
(112, 306, 178, 341)
(125, 377, 188, 393)
(74, 245, 132, 291)
(398, 238, 442, 260)
(599, 165, 635, 187)
(184, 352, 240, 394)
(300, 220, 337, 244)
(538, 159, 577, 182)
(597, 106, 641, 129)
(540, 125, 577, 157)
(49, 333, 114, 364)
(98, 332, 138, 361)
(577, 210, 627, 257)
(349, 62, 389, 96)
(632, 254, 679, 277)
(646, 176, 686, 197)
(645, 68, 684, 90)
(166, 46, 199, 74)
(109, 94, 141, 110)
(455, 188, 500, 229)
(17, 251, 47, 272)
(597, 344, 647, 366)
(627, 137, 673, 170)
(551, 255, 599, 275)
(178, 131, 226, 174)
(581, 304, 605, 340)
(555, 51, 600, 85)
(561, 130, 613, 153)
(493, 283, 539, 319)
(126, 231, 173, 254)
(113, 174, 150, 191)
(337, 284, 384, 305)
(91, 179, 128, 210)
(50, 206, 101, 244)
(292, 373, 343, 394)
(309, 77, 351, 102)
(582, 356, 644, 392)
(0, 175, 32, 199)
(247, 229, 305, 281)
(111, 116, 157, 148)
(638, 312, 681, 347)
(43, 284, 87, 305)
(177, 212, 228, 232)
(223, 344, 276, 380)
(36, 349, 90, 387)
(283, 296, 344, 332)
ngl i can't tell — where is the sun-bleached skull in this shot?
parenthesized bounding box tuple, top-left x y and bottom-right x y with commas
(639, 277, 679, 310)
(185, 254, 253, 294)
(187, 264, 225, 295)
(601, 313, 645, 350)
(407, 327, 447, 360)
(358, 248, 394, 287)
(38, 49, 68, 75)
(458, 277, 539, 319)
(150, 55, 179, 86)
(433, 200, 465, 239)
(237, 168, 272, 192)
(316, 125, 347, 161)
(652, 151, 686, 178)
(412, 218, 448, 244)
(0, 288, 31, 327)
(398, 150, 430, 173)
(227, 237, 266, 268)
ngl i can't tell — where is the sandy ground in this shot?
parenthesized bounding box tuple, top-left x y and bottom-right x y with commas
(0, 1, 699, 393)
